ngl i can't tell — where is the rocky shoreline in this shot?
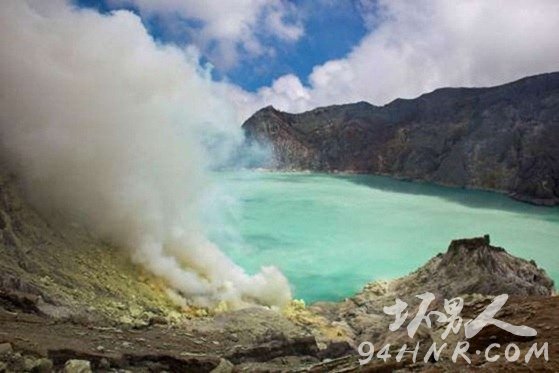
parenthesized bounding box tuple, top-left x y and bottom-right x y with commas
(1, 234, 556, 372)
(1, 163, 558, 371)
(242, 72, 559, 206)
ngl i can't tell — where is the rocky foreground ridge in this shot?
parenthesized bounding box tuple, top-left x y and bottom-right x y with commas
(242, 72, 559, 206)
(1, 163, 557, 371)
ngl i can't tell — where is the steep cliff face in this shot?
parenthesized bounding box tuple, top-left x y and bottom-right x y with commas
(242, 72, 559, 205)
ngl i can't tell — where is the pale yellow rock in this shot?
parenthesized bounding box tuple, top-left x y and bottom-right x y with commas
(63, 359, 92, 373)
(210, 358, 234, 373)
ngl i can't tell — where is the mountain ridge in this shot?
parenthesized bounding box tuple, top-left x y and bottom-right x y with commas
(243, 72, 559, 205)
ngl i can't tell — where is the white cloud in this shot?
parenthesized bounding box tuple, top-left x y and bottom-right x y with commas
(232, 0, 559, 119)
(265, 3, 304, 41)
(0, 0, 291, 309)
(108, 0, 304, 69)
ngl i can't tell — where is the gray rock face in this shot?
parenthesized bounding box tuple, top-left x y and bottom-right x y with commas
(377, 235, 555, 301)
(242, 72, 559, 205)
(310, 235, 555, 347)
(302, 237, 558, 372)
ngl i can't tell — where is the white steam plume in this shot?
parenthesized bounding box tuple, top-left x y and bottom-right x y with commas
(0, 0, 291, 309)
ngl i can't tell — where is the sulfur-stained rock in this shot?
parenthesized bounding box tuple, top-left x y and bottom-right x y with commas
(210, 358, 234, 373)
(63, 359, 91, 373)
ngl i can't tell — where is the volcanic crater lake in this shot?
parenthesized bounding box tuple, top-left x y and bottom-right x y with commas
(210, 171, 559, 302)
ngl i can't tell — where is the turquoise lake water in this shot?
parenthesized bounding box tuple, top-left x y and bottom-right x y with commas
(210, 171, 559, 302)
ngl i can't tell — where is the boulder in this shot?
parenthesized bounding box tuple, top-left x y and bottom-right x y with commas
(63, 359, 91, 373)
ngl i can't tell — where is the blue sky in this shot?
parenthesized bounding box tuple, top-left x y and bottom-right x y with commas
(71, 0, 559, 119)
(75, 0, 370, 91)
(227, 2, 369, 91)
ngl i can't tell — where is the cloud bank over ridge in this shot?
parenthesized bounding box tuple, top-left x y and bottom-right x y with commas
(227, 0, 559, 120)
